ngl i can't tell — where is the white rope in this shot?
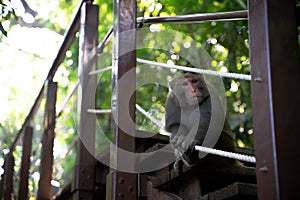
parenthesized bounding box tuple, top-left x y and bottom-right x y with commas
(136, 104, 164, 128)
(135, 104, 170, 136)
(89, 66, 112, 76)
(195, 145, 256, 163)
(137, 58, 251, 81)
(87, 109, 112, 114)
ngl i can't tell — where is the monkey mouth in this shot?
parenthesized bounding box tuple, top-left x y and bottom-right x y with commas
(190, 92, 200, 98)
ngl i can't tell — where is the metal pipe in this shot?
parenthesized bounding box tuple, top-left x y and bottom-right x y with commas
(56, 80, 79, 118)
(137, 10, 247, 25)
(97, 26, 113, 54)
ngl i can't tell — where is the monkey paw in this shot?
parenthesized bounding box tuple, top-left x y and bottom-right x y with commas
(182, 138, 196, 151)
(173, 155, 192, 173)
(173, 159, 184, 173)
(170, 135, 186, 150)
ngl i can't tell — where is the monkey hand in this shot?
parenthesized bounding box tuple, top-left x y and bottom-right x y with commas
(170, 135, 185, 149)
(171, 135, 193, 158)
(181, 136, 197, 152)
(173, 151, 191, 173)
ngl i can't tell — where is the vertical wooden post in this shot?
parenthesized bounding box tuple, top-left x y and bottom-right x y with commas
(18, 126, 33, 200)
(4, 153, 14, 200)
(37, 80, 57, 200)
(106, 0, 137, 199)
(249, 0, 300, 199)
(0, 171, 3, 198)
(73, 1, 98, 199)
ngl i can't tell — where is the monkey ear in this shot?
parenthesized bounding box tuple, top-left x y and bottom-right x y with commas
(168, 79, 175, 91)
(169, 73, 185, 91)
(201, 82, 210, 99)
(202, 87, 210, 99)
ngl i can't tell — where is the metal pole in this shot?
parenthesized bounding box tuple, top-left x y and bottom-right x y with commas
(106, 0, 137, 199)
(249, 0, 300, 199)
(37, 80, 58, 199)
(18, 126, 33, 200)
(137, 10, 247, 25)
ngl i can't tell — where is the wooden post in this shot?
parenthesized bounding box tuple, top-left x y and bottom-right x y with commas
(249, 0, 300, 199)
(106, 0, 137, 199)
(37, 80, 57, 199)
(73, 1, 98, 199)
(18, 126, 33, 200)
(4, 153, 14, 200)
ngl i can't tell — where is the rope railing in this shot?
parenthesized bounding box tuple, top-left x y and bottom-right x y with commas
(137, 58, 252, 81)
(136, 104, 165, 129)
(195, 145, 256, 163)
(88, 58, 252, 80)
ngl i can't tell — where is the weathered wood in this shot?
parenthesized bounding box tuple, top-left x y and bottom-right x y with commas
(148, 156, 256, 200)
(147, 181, 182, 200)
(73, 1, 99, 198)
(37, 80, 57, 199)
(4, 154, 14, 200)
(175, 176, 201, 200)
(107, 0, 137, 199)
(18, 126, 33, 200)
(200, 182, 257, 200)
(249, 0, 300, 199)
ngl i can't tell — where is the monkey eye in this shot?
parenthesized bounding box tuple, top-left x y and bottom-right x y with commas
(191, 79, 198, 84)
(182, 81, 189, 86)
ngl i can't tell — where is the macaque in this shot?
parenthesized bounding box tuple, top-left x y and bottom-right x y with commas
(165, 72, 238, 172)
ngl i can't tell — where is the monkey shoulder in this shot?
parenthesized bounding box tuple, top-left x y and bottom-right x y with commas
(165, 94, 181, 130)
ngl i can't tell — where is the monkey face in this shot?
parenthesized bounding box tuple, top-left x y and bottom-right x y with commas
(169, 73, 209, 107)
(182, 77, 201, 97)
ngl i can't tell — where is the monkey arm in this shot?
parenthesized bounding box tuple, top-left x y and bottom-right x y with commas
(167, 124, 193, 168)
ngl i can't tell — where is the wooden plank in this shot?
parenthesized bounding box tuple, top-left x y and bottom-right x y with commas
(147, 181, 182, 200)
(176, 176, 201, 200)
(200, 182, 257, 200)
